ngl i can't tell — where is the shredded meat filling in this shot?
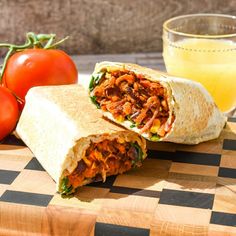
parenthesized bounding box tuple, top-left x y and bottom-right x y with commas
(66, 139, 142, 189)
(92, 70, 175, 138)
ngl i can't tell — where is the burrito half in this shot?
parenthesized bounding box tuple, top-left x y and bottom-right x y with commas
(89, 61, 226, 144)
(16, 85, 146, 195)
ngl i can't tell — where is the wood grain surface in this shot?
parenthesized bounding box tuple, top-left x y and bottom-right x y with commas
(0, 0, 236, 54)
(0, 119, 235, 236)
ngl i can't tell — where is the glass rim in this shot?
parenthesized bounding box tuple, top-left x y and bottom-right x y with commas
(163, 13, 236, 39)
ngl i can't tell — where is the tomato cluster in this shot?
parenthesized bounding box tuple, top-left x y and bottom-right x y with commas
(0, 33, 78, 141)
(0, 87, 19, 140)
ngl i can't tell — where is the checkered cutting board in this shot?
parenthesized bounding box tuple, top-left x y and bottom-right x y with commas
(0, 118, 235, 236)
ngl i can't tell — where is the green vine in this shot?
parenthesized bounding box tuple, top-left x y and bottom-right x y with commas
(0, 32, 69, 82)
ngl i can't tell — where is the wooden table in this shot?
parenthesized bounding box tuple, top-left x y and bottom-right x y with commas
(73, 52, 166, 73)
(0, 53, 236, 235)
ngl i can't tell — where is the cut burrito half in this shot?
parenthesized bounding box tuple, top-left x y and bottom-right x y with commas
(16, 85, 146, 195)
(89, 61, 226, 144)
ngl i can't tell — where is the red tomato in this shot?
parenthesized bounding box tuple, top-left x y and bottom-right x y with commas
(2, 49, 78, 100)
(0, 87, 19, 140)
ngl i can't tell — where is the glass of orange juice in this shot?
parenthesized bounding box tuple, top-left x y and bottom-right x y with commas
(163, 14, 236, 113)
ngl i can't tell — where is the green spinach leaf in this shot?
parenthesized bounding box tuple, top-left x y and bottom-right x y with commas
(89, 71, 105, 92)
(131, 142, 143, 167)
(130, 124, 136, 128)
(60, 177, 73, 195)
(150, 134, 161, 142)
(90, 95, 100, 108)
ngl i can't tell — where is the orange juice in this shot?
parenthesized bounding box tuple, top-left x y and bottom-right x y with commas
(163, 38, 236, 112)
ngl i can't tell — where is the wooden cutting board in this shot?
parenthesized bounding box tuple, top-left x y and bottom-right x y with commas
(0, 118, 235, 236)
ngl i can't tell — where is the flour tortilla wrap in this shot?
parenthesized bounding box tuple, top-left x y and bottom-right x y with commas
(89, 61, 226, 144)
(16, 84, 146, 195)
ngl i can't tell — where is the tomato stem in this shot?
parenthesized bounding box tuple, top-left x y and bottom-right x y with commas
(0, 32, 69, 83)
(45, 36, 69, 49)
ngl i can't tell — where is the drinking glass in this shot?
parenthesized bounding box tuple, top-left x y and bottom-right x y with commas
(163, 14, 236, 113)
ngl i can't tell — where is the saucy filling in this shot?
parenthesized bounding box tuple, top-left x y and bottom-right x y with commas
(60, 139, 143, 195)
(90, 69, 175, 140)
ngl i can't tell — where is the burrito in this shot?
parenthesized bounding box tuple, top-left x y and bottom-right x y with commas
(16, 85, 146, 195)
(89, 61, 226, 144)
